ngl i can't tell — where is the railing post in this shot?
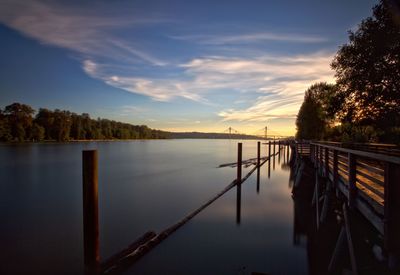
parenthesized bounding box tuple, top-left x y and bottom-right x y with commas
(384, 162, 400, 266)
(319, 145, 323, 174)
(310, 144, 314, 163)
(82, 150, 100, 274)
(325, 147, 329, 177)
(348, 153, 357, 209)
(333, 150, 338, 189)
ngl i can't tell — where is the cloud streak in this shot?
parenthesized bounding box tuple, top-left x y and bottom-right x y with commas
(0, 0, 168, 66)
(170, 32, 328, 45)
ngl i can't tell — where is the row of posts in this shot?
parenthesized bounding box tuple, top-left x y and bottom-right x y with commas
(235, 140, 289, 224)
(81, 140, 290, 273)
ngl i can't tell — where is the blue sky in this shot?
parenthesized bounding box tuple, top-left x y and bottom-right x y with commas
(0, 0, 378, 135)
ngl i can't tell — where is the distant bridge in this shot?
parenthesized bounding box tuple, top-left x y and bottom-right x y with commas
(222, 126, 291, 139)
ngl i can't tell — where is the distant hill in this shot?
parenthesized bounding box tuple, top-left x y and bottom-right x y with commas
(168, 131, 265, 140)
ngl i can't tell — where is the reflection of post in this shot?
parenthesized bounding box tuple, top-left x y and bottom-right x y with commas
(287, 144, 290, 162)
(82, 150, 100, 275)
(257, 141, 260, 193)
(278, 141, 281, 164)
(268, 156, 271, 179)
(236, 143, 242, 225)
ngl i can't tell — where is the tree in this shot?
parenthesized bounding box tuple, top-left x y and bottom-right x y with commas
(30, 123, 45, 141)
(296, 83, 337, 140)
(3, 103, 34, 141)
(331, 0, 400, 141)
(35, 108, 55, 140)
(0, 109, 12, 141)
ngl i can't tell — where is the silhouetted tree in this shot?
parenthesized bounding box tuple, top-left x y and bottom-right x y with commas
(331, 0, 400, 142)
(296, 83, 336, 140)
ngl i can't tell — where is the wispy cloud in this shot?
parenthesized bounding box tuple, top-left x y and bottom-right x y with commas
(0, 0, 335, 129)
(0, 0, 168, 66)
(170, 32, 328, 45)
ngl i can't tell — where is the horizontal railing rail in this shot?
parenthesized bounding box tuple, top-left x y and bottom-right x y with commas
(307, 141, 400, 259)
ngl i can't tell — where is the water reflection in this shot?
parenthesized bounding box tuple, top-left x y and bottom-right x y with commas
(236, 182, 241, 225)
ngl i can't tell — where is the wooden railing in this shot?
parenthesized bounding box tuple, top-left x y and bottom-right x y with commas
(307, 142, 400, 257)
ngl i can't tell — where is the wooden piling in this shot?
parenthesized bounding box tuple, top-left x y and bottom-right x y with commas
(384, 162, 400, 266)
(268, 141, 271, 159)
(273, 140, 276, 156)
(257, 141, 260, 192)
(315, 173, 320, 230)
(82, 150, 100, 274)
(237, 143, 242, 184)
(236, 143, 242, 224)
(343, 203, 358, 275)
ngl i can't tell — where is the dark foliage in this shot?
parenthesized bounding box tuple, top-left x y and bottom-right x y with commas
(0, 103, 168, 142)
(331, 0, 400, 142)
(297, 1, 400, 144)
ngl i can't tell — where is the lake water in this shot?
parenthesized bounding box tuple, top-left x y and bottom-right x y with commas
(0, 139, 308, 275)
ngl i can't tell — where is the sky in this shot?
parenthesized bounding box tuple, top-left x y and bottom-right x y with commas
(0, 0, 379, 136)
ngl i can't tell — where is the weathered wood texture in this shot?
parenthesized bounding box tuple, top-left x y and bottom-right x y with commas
(82, 150, 100, 274)
(307, 141, 400, 259)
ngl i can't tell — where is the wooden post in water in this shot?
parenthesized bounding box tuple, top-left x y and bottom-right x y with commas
(268, 141, 271, 178)
(257, 141, 260, 193)
(236, 143, 242, 224)
(268, 141, 271, 159)
(82, 150, 100, 274)
(237, 143, 242, 184)
(273, 140, 276, 156)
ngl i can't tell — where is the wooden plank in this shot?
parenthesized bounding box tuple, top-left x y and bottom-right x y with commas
(309, 142, 400, 165)
(357, 160, 384, 176)
(357, 169, 383, 186)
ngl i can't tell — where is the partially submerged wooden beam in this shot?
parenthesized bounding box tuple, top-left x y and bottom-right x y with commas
(101, 231, 156, 273)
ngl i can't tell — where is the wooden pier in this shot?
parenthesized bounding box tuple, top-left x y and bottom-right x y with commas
(291, 140, 400, 272)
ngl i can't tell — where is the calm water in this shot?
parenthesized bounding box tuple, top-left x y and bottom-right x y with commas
(0, 139, 307, 275)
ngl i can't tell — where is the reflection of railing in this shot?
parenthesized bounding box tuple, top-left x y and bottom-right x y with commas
(302, 141, 400, 268)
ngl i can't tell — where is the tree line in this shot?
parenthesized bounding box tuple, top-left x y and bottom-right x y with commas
(296, 0, 400, 144)
(0, 103, 168, 142)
